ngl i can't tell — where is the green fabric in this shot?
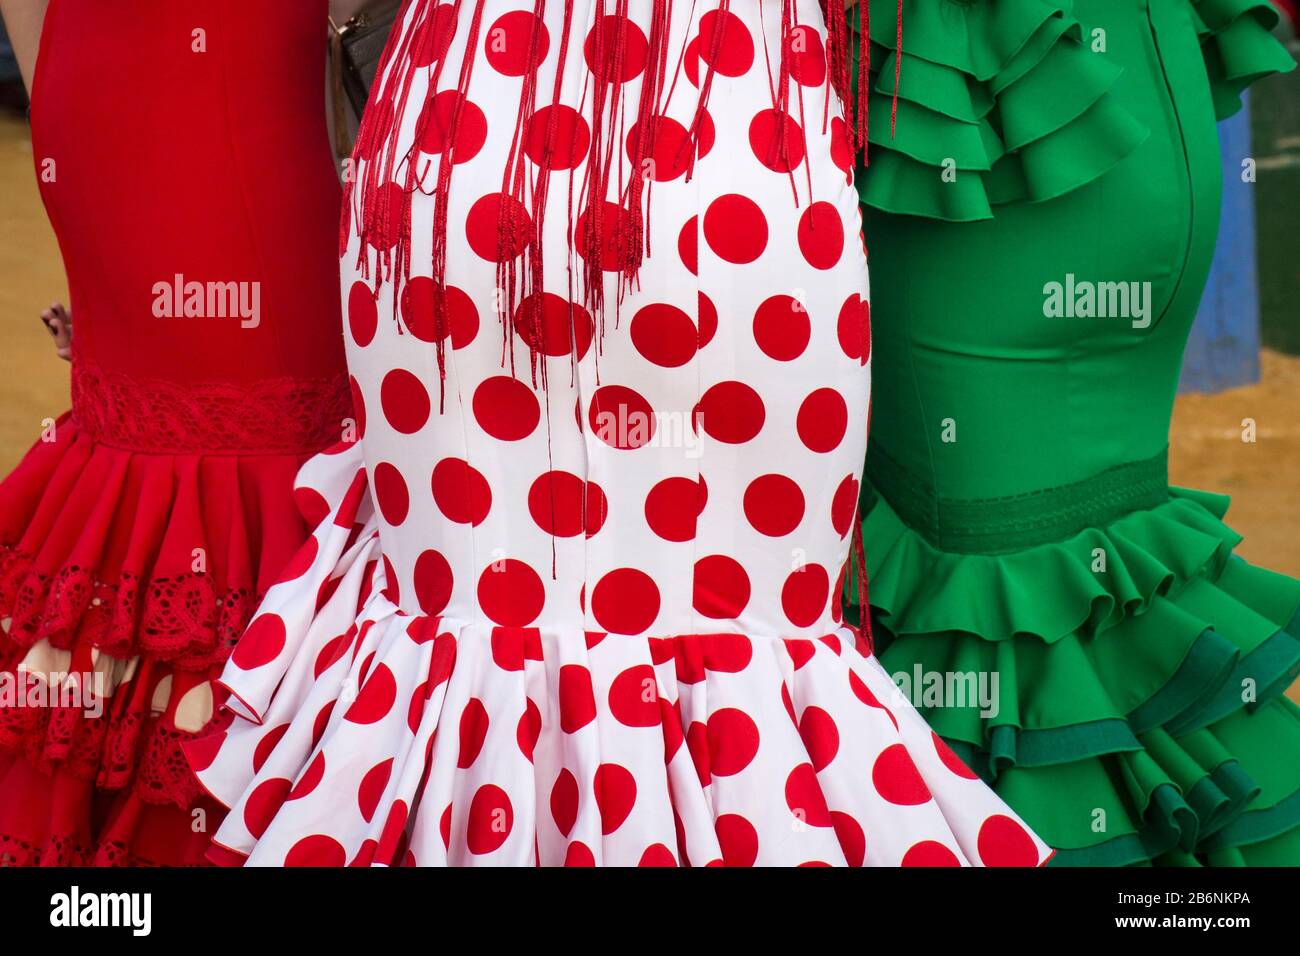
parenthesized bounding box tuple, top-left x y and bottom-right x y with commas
(851, 0, 1299, 865)
(852, 0, 1292, 220)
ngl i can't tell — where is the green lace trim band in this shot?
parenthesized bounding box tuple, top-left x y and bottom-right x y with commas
(865, 444, 1172, 552)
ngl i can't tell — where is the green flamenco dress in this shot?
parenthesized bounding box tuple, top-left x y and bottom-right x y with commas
(849, 0, 1299, 864)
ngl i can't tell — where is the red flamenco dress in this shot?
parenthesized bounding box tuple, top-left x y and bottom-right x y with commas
(0, 0, 351, 865)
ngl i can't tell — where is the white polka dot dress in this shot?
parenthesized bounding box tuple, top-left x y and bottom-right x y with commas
(186, 0, 1052, 867)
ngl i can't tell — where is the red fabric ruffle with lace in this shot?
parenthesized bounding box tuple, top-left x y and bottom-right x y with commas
(1, 0, 350, 866)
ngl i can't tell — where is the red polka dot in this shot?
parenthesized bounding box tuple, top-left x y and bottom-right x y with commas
(591, 568, 660, 635)
(933, 732, 980, 780)
(564, 842, 596, 866)
(697, 292, 717, 346)
(693, 555, 751, 619)
(782, 564, 830, 628)
(550, 769, 579, 835)
(584, 15, 647, 83)
(684, 36, 701, 86)
(348, 281, 378, 347)
(902, 841, 963, 866)
(608, 664, 661, 727)
(831, 811, 866, 866)
(861, 299, 872, 363)
(831, 474, 859, 536)
(401, 278, 479, 348)
(829, 115, 854, 181)
(784, 763, 832, 827)
(366, 181, 407, 251)
(743, 473, 800, 538)
(748, 109, 805, 172)
(458, 698, 490, 769)
(252, 725, 290, 774)
(309, 632, 345, 676)
(382, 554, 401, 606)
(701, 633, 752, 673)
(416, 90, 486, 163)
(528, 470, 600, 538)
(589, 385, 656, 449)
(513, 293, 593, 358)
(373, 462, 410, 525)
(346, 664, 397, 724)
(703, 194, 767, 264)
(466, 192, 533, 262)
(872, 744, 933, 806)
(785, 638, 816, 671)
(574, 200, 635, 272)
(380, 368, 431, 434)
(287, 751, 326, 801)
(638, 844, 677, 867)
(559, 666, 597, 733)
(837, 293, 869, 363)
(797, 202, 845, 270)
(517, 698, 542, 761)
(232, 613, 287, 670)
(978, 814, 1041, 866)
(678, 216, 698, 275)
(348, 375, 366, 439)
(243, 778, 290, 838)
(411, 3, 458, 66)
(644, 476, 704, 542)
(274, 536, 318, 584)
(431, 458, 492, 525)
(484, 10, 549, 75)
(626, 115, 693, 181)
(358, 758, 394, 823)
(715, 814, 759, 866)
(466, 784, 514, 855)
(473, 375, 540, 441)
(413, 549, 453, 615)
(294, 486, 331, 528)
(698, 381, 764, 444)
(478, 559, 545, 626)
(525, 105, 590, 170)
(752, 295, 810, 362)
(797, 388, 849, 452)
(786, 25, 827, 86)
(594, 763, 637, 834)
(631, 303, 698, 367)
(798, 706, 840, 772)
(696, 110, 716, 159)
(707, 708, 760, 776)
(697, 10, 754, 77)
(284, 834, 346, 867)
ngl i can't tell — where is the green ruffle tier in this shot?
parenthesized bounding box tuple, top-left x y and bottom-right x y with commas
(850, 0, 1294, 221)
(857, 483, 1300, 865)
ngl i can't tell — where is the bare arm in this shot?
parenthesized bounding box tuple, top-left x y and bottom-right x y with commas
(0, 0, 49, 93)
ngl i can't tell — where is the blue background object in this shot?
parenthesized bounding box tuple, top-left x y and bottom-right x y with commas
(1178, 96, 1263, 394)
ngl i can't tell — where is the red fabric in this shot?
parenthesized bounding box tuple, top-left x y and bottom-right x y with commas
(0, 0, 348, 865)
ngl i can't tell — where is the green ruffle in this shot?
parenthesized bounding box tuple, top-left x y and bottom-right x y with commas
(861, 484, 1300, 865)
(850, 0, 1295, 221)
(1191, 0, 1298, 119)
(851, 0, 1149, 221)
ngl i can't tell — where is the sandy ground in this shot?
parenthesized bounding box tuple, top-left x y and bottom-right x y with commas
(0, 111, 1296, 705)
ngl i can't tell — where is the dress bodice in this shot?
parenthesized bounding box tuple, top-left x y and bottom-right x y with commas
(860, 0, 1239, 549)
(29, 0, 349, 453)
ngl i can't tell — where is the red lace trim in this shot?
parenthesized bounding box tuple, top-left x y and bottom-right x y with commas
(0, 678, 209, 808)
(0, 832, 194, 867)
(1, 546, 257, 666)
(70, 357, 352, 454)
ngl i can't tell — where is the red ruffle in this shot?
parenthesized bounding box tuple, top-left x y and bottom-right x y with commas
(0, 416, 310, 665)
(0, 416, 322, 865)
